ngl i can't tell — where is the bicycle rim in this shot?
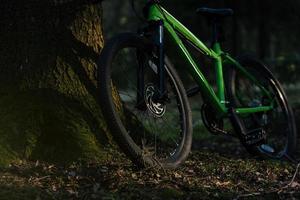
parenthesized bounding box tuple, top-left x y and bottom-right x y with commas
(106, 44, 190, 166)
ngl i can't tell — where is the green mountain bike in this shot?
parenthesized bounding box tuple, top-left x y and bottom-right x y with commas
(98, 0, 297, 168)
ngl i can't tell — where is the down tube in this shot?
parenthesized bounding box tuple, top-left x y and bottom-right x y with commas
(163, 23, 227, 114)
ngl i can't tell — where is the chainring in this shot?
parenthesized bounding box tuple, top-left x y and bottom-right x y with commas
(201, 104, 227, 134)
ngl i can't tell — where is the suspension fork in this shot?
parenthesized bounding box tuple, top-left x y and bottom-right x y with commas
(143, 4, 166, 97)
(136, 20, 167, 106)
(155, 20, 167, 99)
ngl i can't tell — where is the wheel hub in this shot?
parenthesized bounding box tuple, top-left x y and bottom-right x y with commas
(145, 84, 166, 118)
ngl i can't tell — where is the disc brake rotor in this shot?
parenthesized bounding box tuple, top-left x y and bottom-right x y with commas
(145, 84, 166, 118)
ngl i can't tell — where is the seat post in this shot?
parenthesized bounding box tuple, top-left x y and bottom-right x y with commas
(211, 18, 220, 44)
(196, 7, 233, 46)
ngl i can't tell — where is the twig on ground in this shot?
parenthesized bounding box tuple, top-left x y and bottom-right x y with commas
(278, 162, 300, 192)
(234, 162, 300, 199)
(286, 162, 300, 186)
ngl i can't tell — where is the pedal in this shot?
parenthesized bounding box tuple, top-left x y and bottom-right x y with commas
(229, 108, 267, 146)
(244, 128, 266, 146)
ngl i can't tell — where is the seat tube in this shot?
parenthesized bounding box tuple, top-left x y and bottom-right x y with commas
(213, 42, 226, 104)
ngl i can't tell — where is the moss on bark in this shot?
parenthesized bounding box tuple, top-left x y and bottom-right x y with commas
(0, 0, 110, 165)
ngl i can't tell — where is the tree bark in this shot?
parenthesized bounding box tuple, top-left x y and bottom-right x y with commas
(0, 0, 110, 165)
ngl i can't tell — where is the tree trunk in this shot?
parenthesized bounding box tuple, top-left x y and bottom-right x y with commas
(0, 0, 111, 165)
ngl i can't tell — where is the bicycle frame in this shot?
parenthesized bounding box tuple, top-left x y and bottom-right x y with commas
(146, 3, 274, 116)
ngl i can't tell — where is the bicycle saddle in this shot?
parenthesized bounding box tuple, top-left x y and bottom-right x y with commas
(196, 7, 233, 18)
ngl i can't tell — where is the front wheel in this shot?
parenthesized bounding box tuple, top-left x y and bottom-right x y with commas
(98, 33, 192, 169)
(226, 56, 297, 159)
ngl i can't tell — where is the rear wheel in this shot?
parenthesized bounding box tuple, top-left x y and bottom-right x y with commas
(226, 56, 297, 159)
(98, 33, 192, 168)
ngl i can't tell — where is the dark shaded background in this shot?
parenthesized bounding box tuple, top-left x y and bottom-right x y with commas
(103, 0, 300, 157)
(103, 0, 300, 103)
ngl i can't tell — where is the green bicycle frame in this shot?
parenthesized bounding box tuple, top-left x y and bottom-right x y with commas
(146, 4, 274, 116)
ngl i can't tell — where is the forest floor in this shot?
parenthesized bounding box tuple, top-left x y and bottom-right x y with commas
(0, 136, 299, 200)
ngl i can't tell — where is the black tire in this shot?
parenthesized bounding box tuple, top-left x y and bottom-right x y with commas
(226, 56, 297, 159)
(97, 33, 192, 168)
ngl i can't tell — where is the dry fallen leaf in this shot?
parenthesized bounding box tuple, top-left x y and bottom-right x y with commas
(290, 181, 300, 188)
(174, 172, 182, 179)
(131, 173, 137, 179)
(215, 181, 231, 187)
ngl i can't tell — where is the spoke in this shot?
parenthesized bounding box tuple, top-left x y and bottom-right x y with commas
(119, 91, 136, 100)
(149, 116, 159, 158)
(160, 117, 181, 145)
(143, 112, 157, 151)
